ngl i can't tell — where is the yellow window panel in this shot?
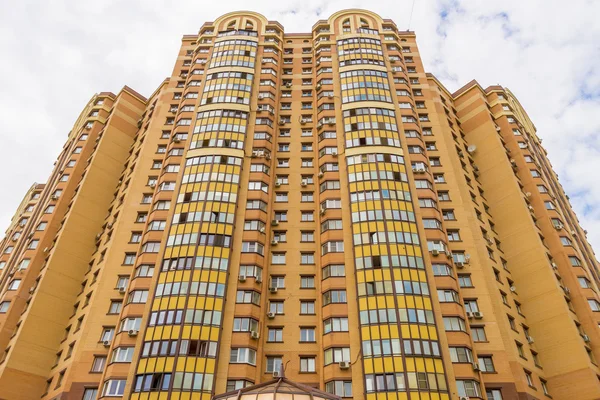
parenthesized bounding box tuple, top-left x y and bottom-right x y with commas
(362, 326, 372, 340)
(379, 324, 390, 338)
(137, 358, 148, 372)
(372, 357, 384, 373)
(370, 325, 381, 339)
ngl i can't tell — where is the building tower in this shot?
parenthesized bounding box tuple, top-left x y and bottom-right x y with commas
(0, 9, 598, 400)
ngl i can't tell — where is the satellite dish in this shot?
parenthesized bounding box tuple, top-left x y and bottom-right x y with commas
(467, 145, 477, 154)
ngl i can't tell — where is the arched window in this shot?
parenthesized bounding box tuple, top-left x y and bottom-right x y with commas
(360, 18, 369, 28)
(245, 20, 254, 30)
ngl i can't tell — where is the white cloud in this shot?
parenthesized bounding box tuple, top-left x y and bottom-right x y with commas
(1, 0, 599, 253)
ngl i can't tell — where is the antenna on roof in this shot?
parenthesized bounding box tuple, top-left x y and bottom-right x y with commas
(407, 0, 416, 31)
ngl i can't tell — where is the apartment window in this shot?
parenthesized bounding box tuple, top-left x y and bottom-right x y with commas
(322, 290, 347, 305)
(36, 222, 47, 231)
(300, 357, 316, 372)
(456, 380, 481, 398)
(579, 277, 592, 288)
(525, 370, 534, 387)
(267, 328, 283, 342)
(295, 299, 314, 315)
(136, 213, 148, 223)
(230, 348, 257, 365)
(274, 211, 287, 222)
(464, 300, 480, 313)
(271, 253, 286, 264)
(442, 209, 456, 220)
(82, 388, 99, 400)
(112, 347, 135, 363)
(447, 230, 461, 241)
(486, 389, 503, 400)
(458, 275, 473, 287)
(471, 326, 487, 341)
(275, 192, 288, 202)
(100, 327, 115, 342)
(108, 301, 122, 314)
(301, 158, 313, 167)
(301, 192, 314, 202)
(91, 356, 106, 372)
(569, 256, 582, 266)
(541, 380, 550, 396)
(300, 252, 315, 264)
(273, 231, 287, 242)
(300, 276, 315, 288)
(301, 211, 314, 222)
(127, 290, 148, 304)
(300, 327, 316, 342)
(324, 317, 349, 333)
(7, 280, 21, 290)
(271, 276, 285, 289)
(422, 219, 442, 229)
(0, 301, 9, 313)
(325, 381, 352, 397)
(102, 379, 126, 397)
(301, 231, 314, 242)
(226, 380, 253, 392)
(560, 236, 573, 246)
(265, 356, 282, 373)
(478, 356, 495, 372)
(438, 191, 450, 201)
(588, 299, 600, 311)
(433, 173, 446, 183)
(141, 194, 153, 204)
(130, 232, 142, 243)
(449, 347, 473, 363)
(123, 253, 136, 265)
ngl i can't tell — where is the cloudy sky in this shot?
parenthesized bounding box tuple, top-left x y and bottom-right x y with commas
(1, 0, 599, 250)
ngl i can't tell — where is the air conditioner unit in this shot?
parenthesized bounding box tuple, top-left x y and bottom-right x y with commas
(267, 312, 276, 319)
(551, 262, 558, 269)
(274, 181, 281, 188)
(256, 277, 262, 284)
(272, 371, 281, 378)
(316, 84, 322, 91)
(571, 230, 577, 236)
(271, 220, 279, 226)
(43, 247, 49, 253)
(583, 334, 591, 342)
(338, 361, 350, 369)
(510, 159, 517, 165)
(554, 224, 564, 230)
(466, 311, 474, 319)
(473, 311, 483, 319)
(269, 287, 278, 293)
(472, 363, 481, 372)
(327, 120, 335, 126)
(103, 340, 111, 347)
(510, 286, 517, 292)
(527, 336, 535, 344)
(459, 397, 470, 400)
(455, 262, 465, 269)
(278, 120, 286, 125)
(525, 192, 532, 197)
(300, 119, 307, 125)
(261, 60, 268, 64)
(51, 195, 59, 201)
(431, 249, 440, 256)
(96, 233, 102, 240)
(528, 205, 534, 211)
(173, 138, 181, 143)
(27, 233, 34, 239)
(239, 275, 247, 282)
(318, 171, 324, 178)
(149, 183, 156, 188)
(285, 83, 292, 88)
(327, 94, 334, 99)
(259, 227, 266, 233)
(389, 58, 396, 63)
(128, 329, 138, 337)
(250, 331, 260, 339)
(271, 240, 278, 246)
(29, 287, 35, 294)
(320, 208, 326, 215)
(118, 286, 126, 294)
(331, 150, 338, 157)
(107, 222, 114, 228)
(258, 94, 265, 100)
(414, 168, 425, 174)
(464, 254, 471, 263)
(563, 287, 571, 295)
(496, 125, 501, 132)
(301, 179, 308, 187)
(316, 60, 321, 65)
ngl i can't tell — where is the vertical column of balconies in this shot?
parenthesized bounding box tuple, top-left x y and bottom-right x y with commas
(130, 27, 258, 399)
(329, 17, 450, 400)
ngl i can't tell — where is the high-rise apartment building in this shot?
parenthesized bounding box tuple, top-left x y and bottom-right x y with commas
(0, 9, 599, 400)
